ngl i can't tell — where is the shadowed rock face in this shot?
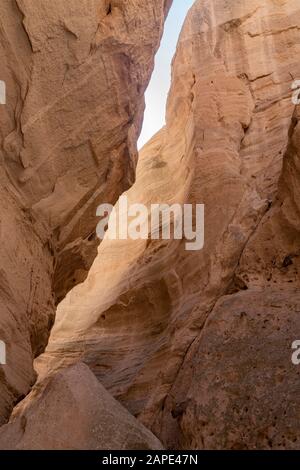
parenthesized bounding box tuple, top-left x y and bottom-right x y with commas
(33, 0, 300, 449)
(0, 363, 164, 450)
(0, 0, 171, 424)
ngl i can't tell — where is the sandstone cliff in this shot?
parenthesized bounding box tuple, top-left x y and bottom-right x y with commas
(32, 0, 300, 450)
(0, 0, 171, 424)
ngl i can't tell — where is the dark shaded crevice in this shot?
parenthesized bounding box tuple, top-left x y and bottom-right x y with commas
(14, 0, 34, 53)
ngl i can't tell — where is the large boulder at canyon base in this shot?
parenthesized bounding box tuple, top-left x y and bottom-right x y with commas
(0, 363, 163, 450)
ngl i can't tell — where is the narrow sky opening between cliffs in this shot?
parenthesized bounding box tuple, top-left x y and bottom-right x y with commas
(138, 0, 195, 149)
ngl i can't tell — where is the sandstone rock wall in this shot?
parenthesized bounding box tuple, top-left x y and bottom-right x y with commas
(0, 0, 170, 424)
(36, 0, 300, 449)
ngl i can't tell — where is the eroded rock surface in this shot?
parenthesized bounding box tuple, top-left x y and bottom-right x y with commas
(0, 363, 163, 450)
(162, 290, 300, 449)
(0, 0, 171, 423)
(36, 0, 300, 449)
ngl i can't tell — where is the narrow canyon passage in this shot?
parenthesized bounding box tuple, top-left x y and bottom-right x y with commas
(0, 0, 172, 445)
(139, 0, 195, 148)
(0, 0, 300, 452)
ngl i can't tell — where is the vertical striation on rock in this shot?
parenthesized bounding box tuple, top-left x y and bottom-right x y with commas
(0, 0, 171, 424)
(35, 0, 300, 449)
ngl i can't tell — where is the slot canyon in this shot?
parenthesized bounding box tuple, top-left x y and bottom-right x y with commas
(0, 0, 300, 451)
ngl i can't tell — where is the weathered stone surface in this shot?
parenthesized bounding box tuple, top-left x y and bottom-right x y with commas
(0, 184, 54, 425)
(36, 0, 300, 449)
(161, 290, 300, 449)
(0, 0, 171, 423)
(0, 363, 163, 450)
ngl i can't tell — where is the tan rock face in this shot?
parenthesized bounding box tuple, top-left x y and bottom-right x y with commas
(0, 363, 163, 450)
(0, 185, 53, 425)
(36, 0, 300, 449)
(0, 0, 170, 423)
(162, 290, 300, 449)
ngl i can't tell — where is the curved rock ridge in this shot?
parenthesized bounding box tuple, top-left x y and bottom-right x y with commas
(35, 0, 300, 449)
(0, 363, 164, 450)
(0, 0, 171, 424)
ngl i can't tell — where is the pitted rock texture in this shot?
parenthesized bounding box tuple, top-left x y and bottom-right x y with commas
(36, 0, 300, 449)
(0, 363, 164, 450)
(0, 0, 171, 424)
(162, 290, 300, 450)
